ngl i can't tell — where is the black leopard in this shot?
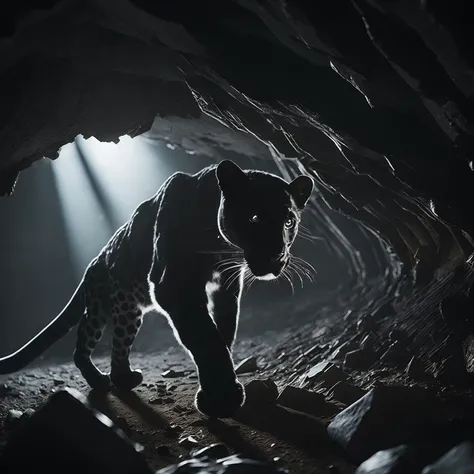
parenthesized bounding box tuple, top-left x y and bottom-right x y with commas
(0, 160, 313, 418)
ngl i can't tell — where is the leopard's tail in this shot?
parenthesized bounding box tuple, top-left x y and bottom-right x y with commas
(0, 280, 85, 374)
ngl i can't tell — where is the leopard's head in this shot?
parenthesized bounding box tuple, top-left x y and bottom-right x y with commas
(216, 160, 313, 280)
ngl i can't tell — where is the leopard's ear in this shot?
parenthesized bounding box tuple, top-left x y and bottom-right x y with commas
(288, 175, 314, 209)
(216, 160, 247, 193)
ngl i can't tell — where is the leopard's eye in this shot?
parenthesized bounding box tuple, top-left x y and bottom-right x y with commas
(285, 216, 296, 229)
(249, 214, 260, 223)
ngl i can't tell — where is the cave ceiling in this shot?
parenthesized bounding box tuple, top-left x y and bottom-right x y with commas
(0, 0, 473, 291)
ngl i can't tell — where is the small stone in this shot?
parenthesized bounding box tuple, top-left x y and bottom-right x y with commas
(149, 397, 163, 405)
(344, 349, 374, 370)
(422, 441, 474, 473)
(6, 409, 23, 423)
(277, 385, 338, 417)
(305, 361, 347, 388)
(235, 356, 258, 374)
(179, 436, 200, 448)
(327, 385, 431, 462)
(303, 344, 320, 358)
(162, 369, 185, 378)
(166, 384, 177, 391)
(357, 444, 454, 474)
(155, 445, 173, 456)
(192, 443, 229, 460)
(20, 408, 35, 420)
(306, 361, 332, 379)
(53, 378, 65, 386)
(327, 381, 366, 406)
(329, 341, 354, 361)
(244, 378, 279, 404)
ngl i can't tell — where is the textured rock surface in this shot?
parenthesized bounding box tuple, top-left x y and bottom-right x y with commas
(356, 444, 455, 474)
(327, 385, 432, 461)
(422, 442, 474, 474)
(1, 0, 473, 290)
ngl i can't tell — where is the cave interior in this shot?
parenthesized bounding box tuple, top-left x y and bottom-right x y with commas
(0, 1, 474, 473)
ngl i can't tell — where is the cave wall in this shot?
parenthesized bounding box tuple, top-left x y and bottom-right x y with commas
(0, 0, 473, 297)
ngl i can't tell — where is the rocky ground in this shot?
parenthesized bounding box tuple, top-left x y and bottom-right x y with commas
(2, 314, 474, 473)
(1, 270, 474, 473)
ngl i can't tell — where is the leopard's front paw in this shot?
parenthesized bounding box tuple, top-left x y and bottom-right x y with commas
(195, 380, 245, 418)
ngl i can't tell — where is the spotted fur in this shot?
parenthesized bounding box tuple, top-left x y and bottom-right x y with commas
(0, 160, 313, 418)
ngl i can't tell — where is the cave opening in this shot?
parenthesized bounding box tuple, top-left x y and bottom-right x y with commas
(1, 1, 474, 474)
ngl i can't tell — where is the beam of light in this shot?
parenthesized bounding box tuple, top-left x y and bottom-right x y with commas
(51, 134, 169, 279)
(74, 134, 172, 224)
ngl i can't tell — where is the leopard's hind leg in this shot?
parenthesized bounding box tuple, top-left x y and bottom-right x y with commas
(109, 281, 147, 390)
(73, 280, 111, 391)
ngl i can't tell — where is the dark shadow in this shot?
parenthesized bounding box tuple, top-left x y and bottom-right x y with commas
(0, 160, 79, 357)
(203, 418, 267, 461)
(74, 136, 120, 234)
(87, 389, 120, 425)
(113, 389, 171, 430)
(233, 403, 345, 461)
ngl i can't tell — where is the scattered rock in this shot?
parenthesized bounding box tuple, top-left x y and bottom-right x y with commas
(149, 397, 163, 405)
(303, 344, 321, 358)
(53, 378, 65, 386)
(162, 369, 185, 378)
(244, 378, 279, 405)
(327, 381, 366, 406)
(192, 443, 230, 460)
(277, 385, 338, 417)
(154, 454, 288, 473)
(6, 409, 23, 425)
(344, 349, 374, 370)
(178, 436, 200, 449)
(327, 385, 431, 461)
(304, 361, 347, 388)
(235, 356, 258, 374)
(156, 445, 173, 457)
(20, 408, 35, 420)
(329, 341, 354, 361)
(356, 444, 452, 474)
(422, 441, 474, 473)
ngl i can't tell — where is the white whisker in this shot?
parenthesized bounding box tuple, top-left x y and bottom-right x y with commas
(281, 268, 295, 295)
